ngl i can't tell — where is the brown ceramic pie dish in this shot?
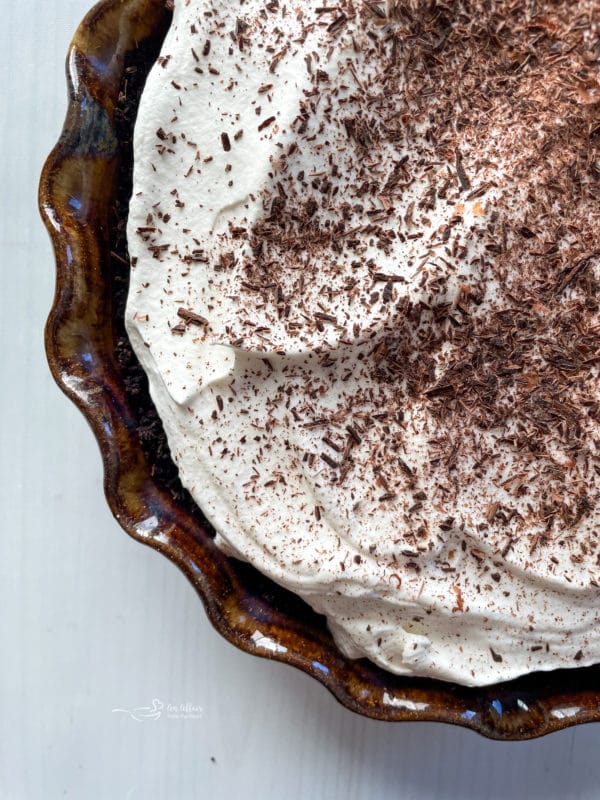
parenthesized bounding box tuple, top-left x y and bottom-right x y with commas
(40, 0, 600, 739)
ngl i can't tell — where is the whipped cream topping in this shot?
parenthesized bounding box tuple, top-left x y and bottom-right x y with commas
(126, 0, 600, 685)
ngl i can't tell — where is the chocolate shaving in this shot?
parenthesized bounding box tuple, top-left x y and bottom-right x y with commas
(177, 308, 209, 327)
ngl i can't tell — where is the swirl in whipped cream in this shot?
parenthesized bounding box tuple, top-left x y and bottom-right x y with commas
(127, 0, 600, 685)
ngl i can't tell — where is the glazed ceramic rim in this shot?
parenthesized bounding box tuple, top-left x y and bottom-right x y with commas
(39, 0, 600, 740)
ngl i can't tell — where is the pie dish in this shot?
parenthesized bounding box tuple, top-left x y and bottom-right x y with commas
(40, 0, 600, 739)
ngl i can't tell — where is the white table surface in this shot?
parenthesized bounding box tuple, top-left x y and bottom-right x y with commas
(4, 1, 600, 797)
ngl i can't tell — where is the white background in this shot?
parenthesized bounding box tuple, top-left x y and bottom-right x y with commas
(3, 1, 600, 797)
